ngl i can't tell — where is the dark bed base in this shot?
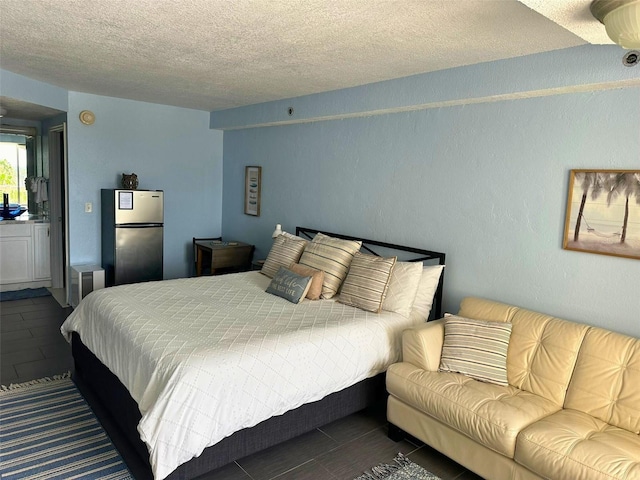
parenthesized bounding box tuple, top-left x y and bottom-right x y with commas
(72, 332, 387, 480)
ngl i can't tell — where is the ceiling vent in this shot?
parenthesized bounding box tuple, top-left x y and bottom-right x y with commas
(622, 50, 640, 65)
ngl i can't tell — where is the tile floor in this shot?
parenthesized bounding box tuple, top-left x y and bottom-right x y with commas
(0, 295, 482, 480)
(1, 295, 74, 384)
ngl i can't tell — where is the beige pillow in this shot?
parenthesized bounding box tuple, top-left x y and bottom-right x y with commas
(410, 265, 445, 322)
(288, 263, 325, 300)
(281, 232, 309, 243)
(382, 261, 423, 318)
(438, 315, 512, 386)
(338, 252, 397, 313)
(298, 233, 362, 299)
(261, 235, 307, 278)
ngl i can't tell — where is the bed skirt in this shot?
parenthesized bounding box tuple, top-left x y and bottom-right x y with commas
(71, 332, 387, 480)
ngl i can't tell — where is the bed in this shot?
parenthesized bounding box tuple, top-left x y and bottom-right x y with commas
(62, 227, 446, 480)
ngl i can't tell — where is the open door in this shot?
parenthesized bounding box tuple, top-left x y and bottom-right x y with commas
(48, 123, 69, 304)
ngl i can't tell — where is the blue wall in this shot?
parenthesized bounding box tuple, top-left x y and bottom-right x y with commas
(1, 69, 224, 279)
(67, 93, 223, 279)
(217, 46, 640, 337)
(0, 69, 68, 112)
(2, 46, 639, 336)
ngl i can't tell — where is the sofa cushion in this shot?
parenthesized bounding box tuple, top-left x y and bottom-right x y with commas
(516, 409, 640, 480)
(438, 316, 512, 386)
(401, 319, 446, 372)
(458, 297, 518, 323)
(564, 327, 640, 435)
(386, 362, 560, 458)
(458, 297, 589, 406)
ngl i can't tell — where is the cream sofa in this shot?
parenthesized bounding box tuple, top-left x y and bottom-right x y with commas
(386, 297, 640, 480)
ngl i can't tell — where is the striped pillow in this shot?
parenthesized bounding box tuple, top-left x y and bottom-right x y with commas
(439, 315, 512, 386)
(338, 252, 397, 313)
(298, 233, 362, 299)
(261, 235, 307, 278)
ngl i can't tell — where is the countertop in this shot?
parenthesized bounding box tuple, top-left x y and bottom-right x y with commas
(0, 214, 50, 225)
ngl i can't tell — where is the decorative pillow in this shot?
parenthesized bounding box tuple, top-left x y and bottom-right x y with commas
(288, 263, 325, 300)
(265, 267, 312, 304)
(382, 261, 423, 318)
(338, 252, 397, 313)
(261, 235, 307, 278)
(298, 233, 362, 299)
(438, 315, 512, 386)
(281, 231, 309, 243)
(410, 265, 445, 322)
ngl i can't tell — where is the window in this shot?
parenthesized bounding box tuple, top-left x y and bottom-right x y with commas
(0, 140, 28, 206)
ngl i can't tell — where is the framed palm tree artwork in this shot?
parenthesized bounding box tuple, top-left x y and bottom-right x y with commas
(563, 169, 640, 260)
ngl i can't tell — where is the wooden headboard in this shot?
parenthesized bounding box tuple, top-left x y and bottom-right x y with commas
(295, 226, 446, 319)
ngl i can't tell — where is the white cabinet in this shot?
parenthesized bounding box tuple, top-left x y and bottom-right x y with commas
(0, 224, 33, 284)
(33, 224, 51, 280)
(0, 222, 51, 289)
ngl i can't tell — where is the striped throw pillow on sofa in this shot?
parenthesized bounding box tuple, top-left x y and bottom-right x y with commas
(438, 315, 512, 386)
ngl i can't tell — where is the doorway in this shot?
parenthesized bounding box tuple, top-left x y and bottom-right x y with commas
(48, 124, 69, 306)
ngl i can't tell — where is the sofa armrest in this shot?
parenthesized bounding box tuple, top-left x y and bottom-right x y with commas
(402, 319, 445, 371)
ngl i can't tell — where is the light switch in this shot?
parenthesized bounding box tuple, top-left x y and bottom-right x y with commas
(85, 202, 92, 213)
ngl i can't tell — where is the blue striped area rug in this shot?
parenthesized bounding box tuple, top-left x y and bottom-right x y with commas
(0, 374, 133, 479)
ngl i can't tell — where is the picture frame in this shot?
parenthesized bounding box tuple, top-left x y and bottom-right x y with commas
(563, 169, 640, 260)
(244, 166, 261, 216)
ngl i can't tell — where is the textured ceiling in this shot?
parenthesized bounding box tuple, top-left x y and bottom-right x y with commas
(519, 0, 612, 44)
(0, 96, 65, 121)
(0, 0, 609, 118)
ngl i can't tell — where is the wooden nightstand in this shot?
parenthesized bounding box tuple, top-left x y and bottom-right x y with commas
(251, 259, 265, 271)
(195, 240, 254, 276)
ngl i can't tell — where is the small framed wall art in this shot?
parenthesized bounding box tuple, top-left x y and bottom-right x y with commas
(244, 166, 262, 216)
(563, 169, 640, 260)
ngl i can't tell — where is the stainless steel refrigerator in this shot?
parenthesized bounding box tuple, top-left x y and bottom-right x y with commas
(101, 189, 164, 286)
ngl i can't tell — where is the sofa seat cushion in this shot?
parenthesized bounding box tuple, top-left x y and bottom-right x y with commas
(564, 327, 640, 435)
(459, 297, 589, 406)
(516, 409, 640, 480)
(387, 362, 560, 458)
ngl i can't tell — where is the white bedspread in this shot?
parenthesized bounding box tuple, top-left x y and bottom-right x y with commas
(61, 272, 416, 480)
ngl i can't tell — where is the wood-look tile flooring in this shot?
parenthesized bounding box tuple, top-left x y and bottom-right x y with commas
(0, 296, 482, 480)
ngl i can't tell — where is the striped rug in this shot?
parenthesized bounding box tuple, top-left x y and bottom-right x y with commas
(0, 374, 133, 479)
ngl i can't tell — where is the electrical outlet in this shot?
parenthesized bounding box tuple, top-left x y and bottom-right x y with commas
(85, 202, 92, 213)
